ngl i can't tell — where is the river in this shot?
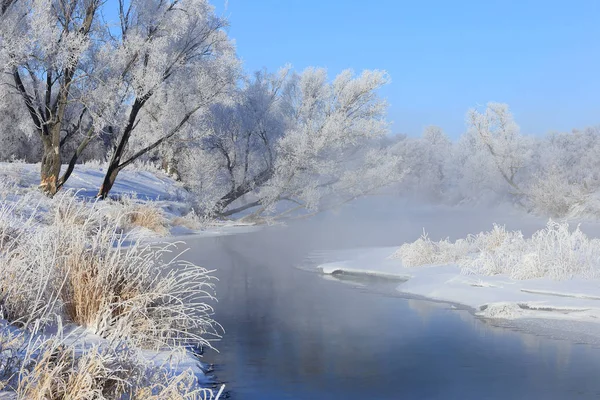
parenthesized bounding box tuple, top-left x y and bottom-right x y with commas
(182, 206, 600, 399)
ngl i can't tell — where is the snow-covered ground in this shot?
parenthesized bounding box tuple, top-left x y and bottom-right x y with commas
(0, 162, 186, 201)
(0, 162, 259, 238)
(316, 244, 600, 340)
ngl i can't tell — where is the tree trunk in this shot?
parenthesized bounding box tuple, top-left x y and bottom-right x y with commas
(97, 97, 146, 199)
(57, 128, 95, 190)
(98, 164, 120, 199)
(215, 167, 274, 214)
(39, 136, 61, 196)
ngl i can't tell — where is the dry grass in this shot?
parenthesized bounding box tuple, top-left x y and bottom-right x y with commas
(104, 196, 169, 236)
(58, 231, 220, 350)
(125, 204, 169, 235)
(3, 331, 220, 400)
(0, 193, 220, 348)
(0, 226, 57, 329)
(16, 339, 128, 399)
(0, 191, 222, 398)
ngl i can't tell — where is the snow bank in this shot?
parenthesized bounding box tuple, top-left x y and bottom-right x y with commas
(0, 321, 218, 399)
(316, 222, 600, 331)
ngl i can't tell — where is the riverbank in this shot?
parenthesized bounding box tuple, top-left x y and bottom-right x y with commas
(0, 163, 250, 398)
(316, 243, 600, 344)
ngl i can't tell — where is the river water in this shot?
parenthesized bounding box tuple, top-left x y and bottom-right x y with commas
(182, 206, 600, 399)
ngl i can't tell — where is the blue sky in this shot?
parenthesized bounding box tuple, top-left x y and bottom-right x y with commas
(211, 0, 600, 137)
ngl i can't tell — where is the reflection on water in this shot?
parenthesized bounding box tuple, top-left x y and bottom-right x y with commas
(180, 219, 600, 400)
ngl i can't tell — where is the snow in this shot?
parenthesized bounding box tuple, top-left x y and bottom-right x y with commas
(0, 162, 259, 238)
(0, 162, 184, 200)
(317, 246, 600, 331)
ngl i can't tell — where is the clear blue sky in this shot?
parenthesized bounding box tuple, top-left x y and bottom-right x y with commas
(211, 0, 600, 137)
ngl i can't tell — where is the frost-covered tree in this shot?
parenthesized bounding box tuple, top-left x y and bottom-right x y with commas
(0, 0, 103, 194)
(0, 0, 238, 198)
(526, 126, 600, 217)
(95, 0, 239, 199)
(258, 68, 404, 218)
(179, 67, 294, 214)
(466, 102, 530, 194)
(391, 126, 452, 201)
(181, 67, 404, 217)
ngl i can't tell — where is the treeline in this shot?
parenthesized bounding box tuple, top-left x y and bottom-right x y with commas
(391, 103, 600, 218)
(1, 2, 597, 220)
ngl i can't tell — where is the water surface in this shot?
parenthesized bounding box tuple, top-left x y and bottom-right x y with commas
(183, 208, 600, 399)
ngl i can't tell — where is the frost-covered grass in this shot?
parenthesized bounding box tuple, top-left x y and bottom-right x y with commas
(392, 221, 600, 280)
(0, 191, 221, 397)
(104, 195, 170, 236)
(1, 193, 220, 347)
(0, 326, 221, 399)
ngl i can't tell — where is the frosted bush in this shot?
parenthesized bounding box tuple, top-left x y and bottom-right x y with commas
(525, 221, 600, 280)
(460, 232, 526, 277)
(396, 220, 600, 280)
(466, 221, 600, 280)
(391, 231, 471, 267)
(469, 224, 517, 252)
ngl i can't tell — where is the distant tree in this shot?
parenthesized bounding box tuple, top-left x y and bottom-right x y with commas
(466, 102, 530, 194)
(391, 126, 452, 201)
(526, 126, 600, 217)
(0, 70, 40, 162)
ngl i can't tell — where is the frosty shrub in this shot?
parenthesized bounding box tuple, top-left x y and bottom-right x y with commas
(390, 231, 471, 267)
(395, 221, 600, 280)
(462, 221, 600, 280)
(469, 224, 516, 252)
